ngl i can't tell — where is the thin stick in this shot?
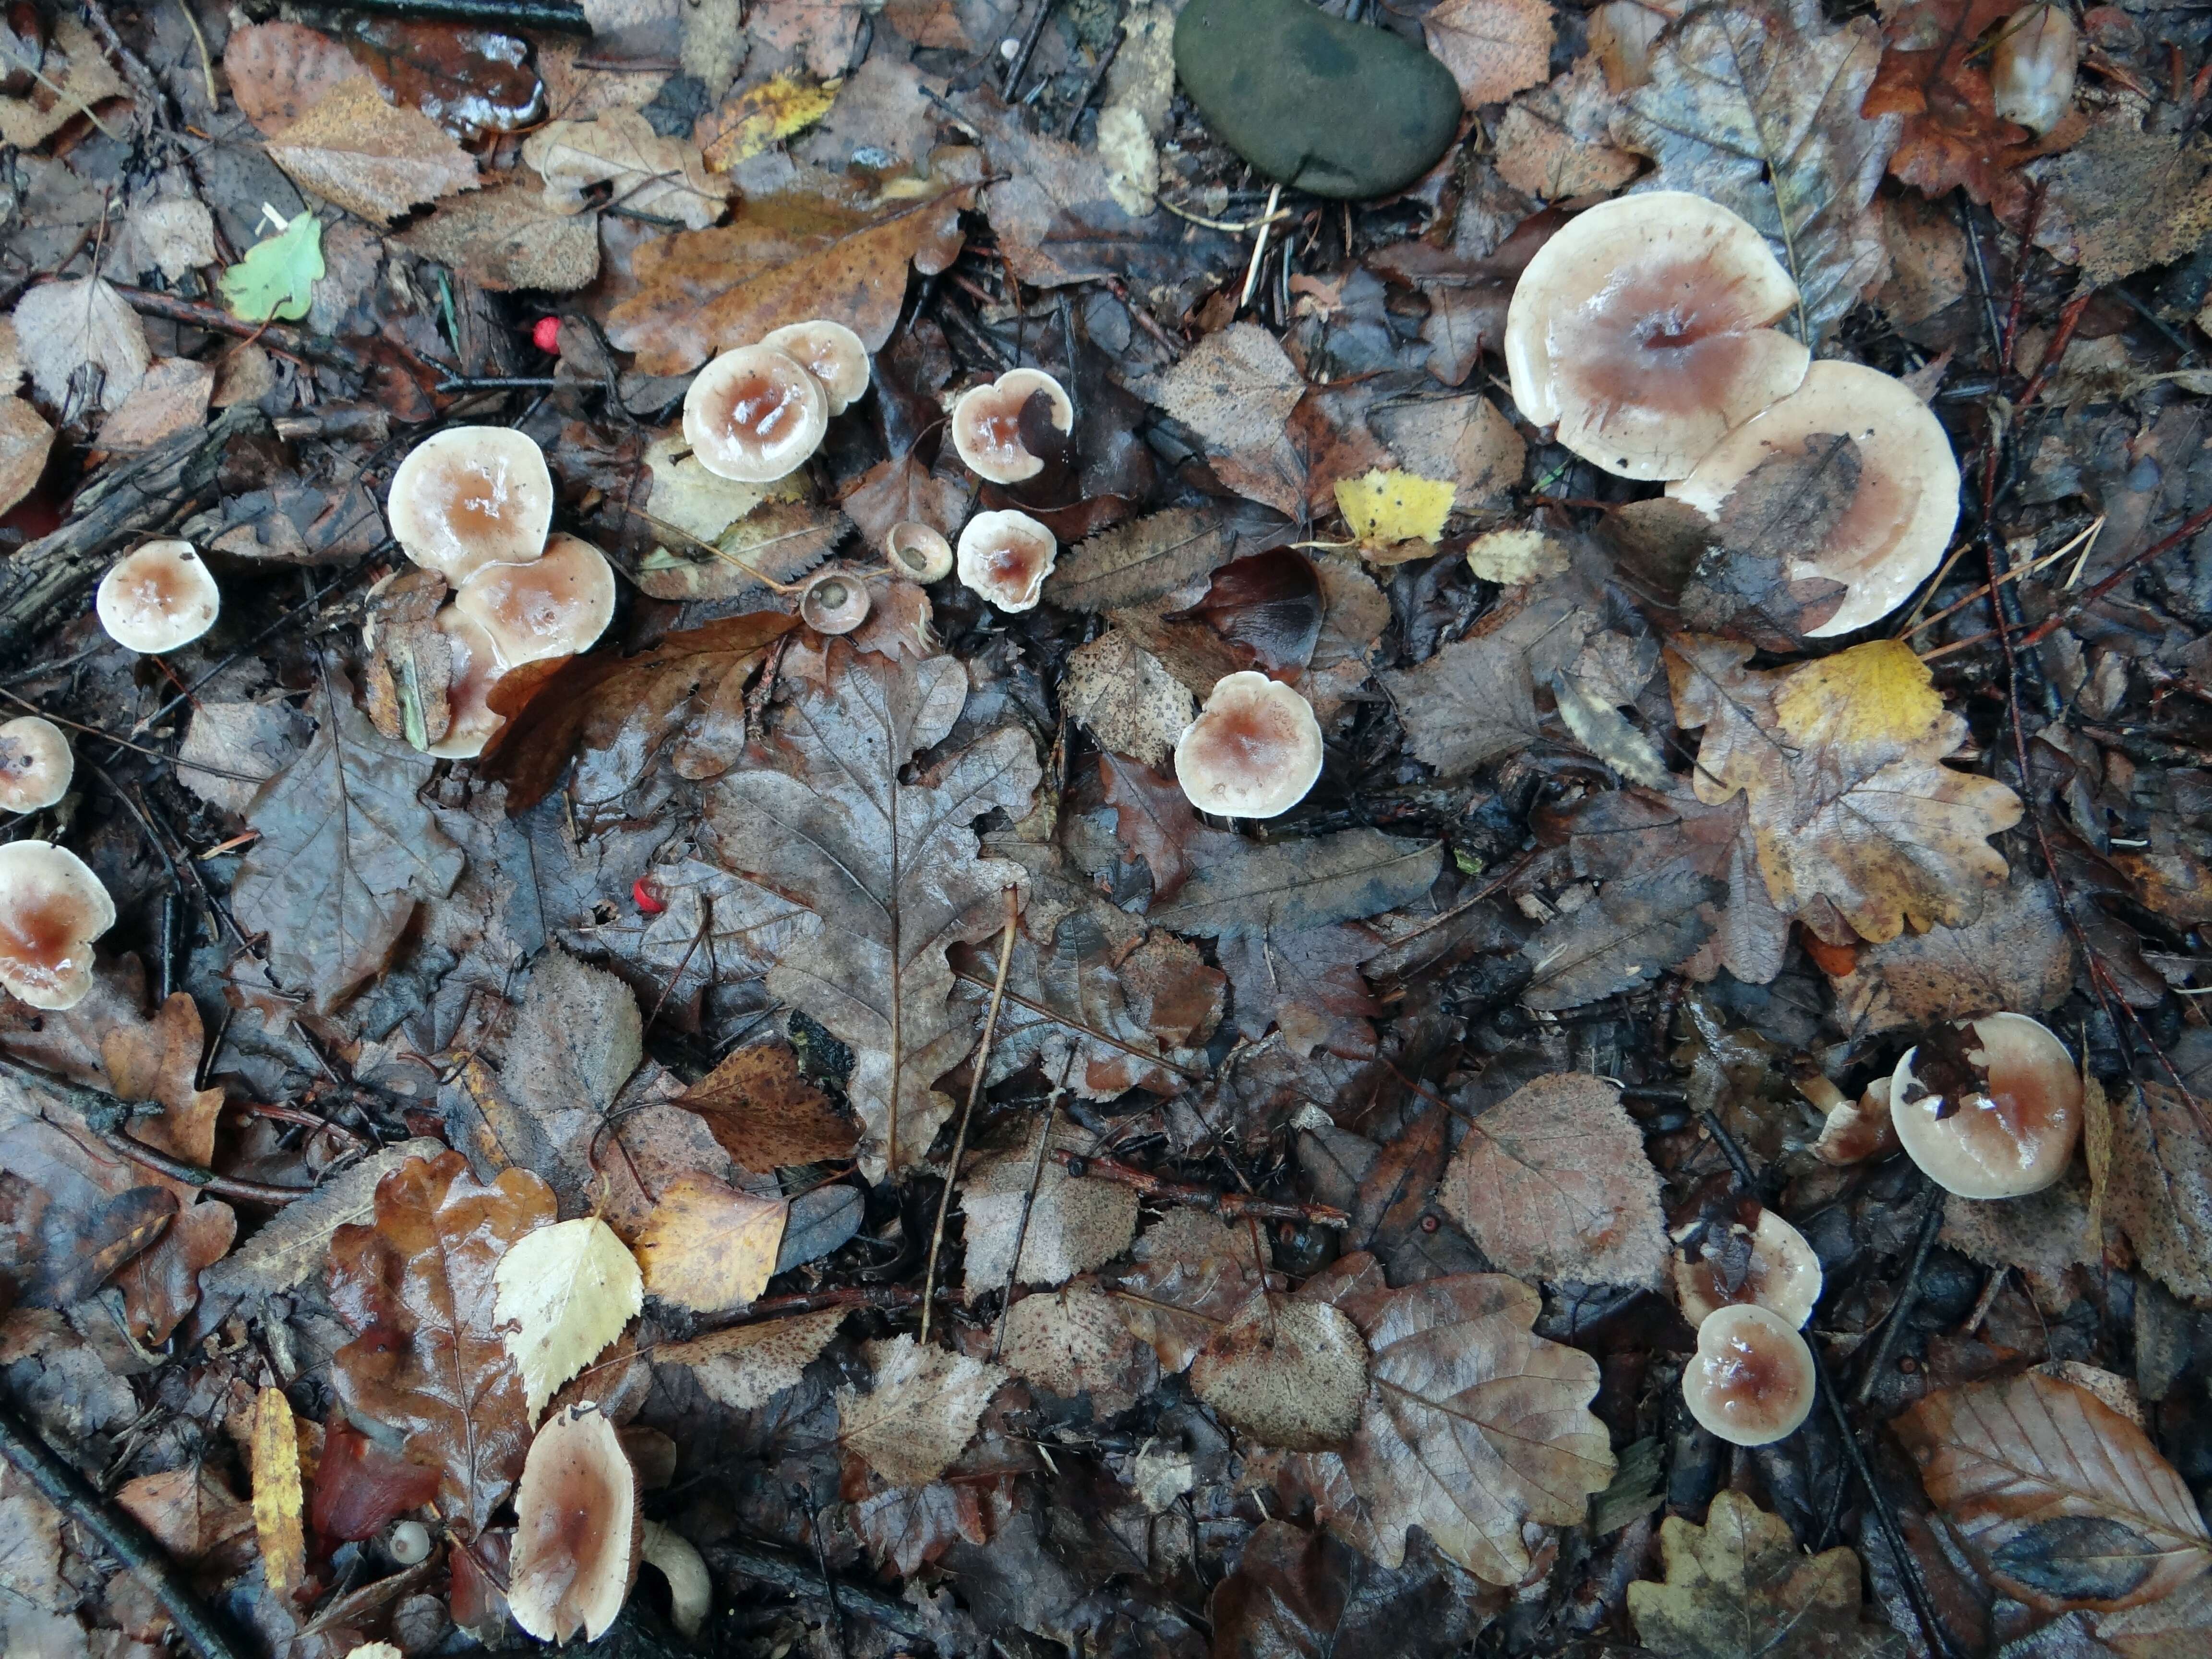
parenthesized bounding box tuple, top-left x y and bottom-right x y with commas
(1238, 184, 1282, 313)
(1052, 1150, 1350, 1228)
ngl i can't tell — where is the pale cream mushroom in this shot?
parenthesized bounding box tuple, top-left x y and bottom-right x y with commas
(1673, 1205, 1823, 1328)
(762, 320, 871, 416)
(950, 368, 1074, 485)
(1993, 4, 2078, 135)
(683, 344, 829, 483)
(425, 608, 508, 761)
(1668, 361, 1960, 636)
(886, 521, 953, 584)
(387, 428, 554, 583)
(0, 717, 72, 813)
(1683, 1303, 1816, 1447)
(455, 534, 617, 668)
(1891, 1012, 2083, 1200)
(508, 1407, 639, 1646)
(797, 563, 871, 635)
(1504, 192, 1809, 481)
(0, 840, 115, 1010)
(1174, 672, 1324, 819)
(956, 509, 1058, 612)
(96, 540, 220, 654)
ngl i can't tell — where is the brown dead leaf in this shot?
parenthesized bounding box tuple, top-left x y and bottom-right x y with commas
(836, 1334, 1006, 1488)
(266, 80, 481, 227)
(673, 1042, 857, 1170)
(1423, 0, 1553, 109)
(523, 108, 727, 230)
(224, 21, 373, 135)
(636, 1172, 787, 1311)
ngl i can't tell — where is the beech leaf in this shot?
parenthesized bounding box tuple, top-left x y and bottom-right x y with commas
(494, 1216, 647, 1423)
(836, 1334, 1007, 1488)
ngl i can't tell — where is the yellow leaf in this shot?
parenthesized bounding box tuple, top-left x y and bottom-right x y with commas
(636, 1172, 787, 1312)
(1334, 468, 1455, 560)
(703, 74, 844, 172)
(250, 1387, 307, 1598)
(493, 1216, 645, 1422)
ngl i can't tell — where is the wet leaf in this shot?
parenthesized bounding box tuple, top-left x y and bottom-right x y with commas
(636, 1173, 787, 1311)
(218, 213, 325, 324)
(836, 1334, 1007, 1487)
(265, 80, 481, 227)
(250, 1387, 307, 1599)
(673, 1042, 858, 1170)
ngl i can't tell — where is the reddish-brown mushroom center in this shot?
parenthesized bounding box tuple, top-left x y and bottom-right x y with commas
(712, 371, 811, 450)
(1564, 258, 1772, 420)
(0, 888, 85, 985)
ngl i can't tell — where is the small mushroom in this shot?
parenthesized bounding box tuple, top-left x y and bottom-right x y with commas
(96, 540, 220, 654)
(425, 607, 508, 761)
(0, 840, 115, 1011)
(956, 509, 1058, 611)
(455, 534, 617, 668)
(950, 368, 1075, 485)
(887, 521, 954, 584)
(762, 320, 871, 416)
(1993, 3, 2078, 135)
(1673, 1203, 1823, 1328)
(1667, 361, 1960, 636)
(1504, 192, 1810, 481)
(1683, 1303, 1816, 1447)
(683, 344, 829, 483)
(1174, 671, 1324, 819)
(798, 563, 871, 635)
(507, 1406, 640, 1647)
(387, 427, 554, 583)
(1891, 1012, 2083, 1200)
(0, 716, 72, 813)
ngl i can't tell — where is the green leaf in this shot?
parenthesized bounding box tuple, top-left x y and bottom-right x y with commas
(219, 214, 324, 324)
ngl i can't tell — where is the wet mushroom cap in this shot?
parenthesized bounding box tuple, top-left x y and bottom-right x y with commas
(950, 368, 1075, 485)
(1673, 1206, 1823, 1328)
(1891, 1012, 2084, 1200)
(956, 509, 1058, 612)
(0, 716, 73, 813)
(1504, 191, 1810, 481)
(683, 345, 829, 483)
(1683, 1303, 1816, 1447)
(1174, 671, 1324, 819)
(798, 563, 872, 635)
(1668, 361, 1960, 636)
(96, 540, 220, 654)
(455, 534, 617, 668)
(887, 521, 954, 584)
(424, 607, 507, 761)
(387, 427, 554, 584)
(762, 320, 871, 416)
(0, 840, 116, 1011)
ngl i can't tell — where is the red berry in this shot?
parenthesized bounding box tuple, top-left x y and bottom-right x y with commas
(532, 315, 562, 354)
(633, 877, 667, 915)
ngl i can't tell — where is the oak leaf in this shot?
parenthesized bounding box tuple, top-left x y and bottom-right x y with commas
(494, 1216, 646, 1423)
(265, 80, 481, 226)
(635, 1173, 787, 1312)
(835, 1334, 1007, 1488)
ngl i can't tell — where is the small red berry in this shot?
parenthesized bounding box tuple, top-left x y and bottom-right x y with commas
(633, 877, 667, 915)
(531, 315, 562, 354)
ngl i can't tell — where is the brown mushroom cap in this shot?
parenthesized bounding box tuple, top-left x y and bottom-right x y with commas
(387, 428, 554, 584)
(798, 563, 872, 635)
(1668, 361, 1960, 636)
(1683, 1303, 1816, 1446)
(683, 344, 829, 483)
(887, 521, 954, 584)
(1891, 1012, 2083, 1199)
(762, 320, 871, 416)
(956, 509, 1058, 612)
(424, 608, 507, 761)
(950, 368, 1074, 485)
(455, 534, 617, 668)
(1673, 1205, 1823, 1328)
(96, 540, 220, 654)
(0, 716, 73, 813)
(508, 1406, 640, 1646)
(1504, 192, 1810, 481)
(1174, 672, 1324, 819)
(0, 840, 116, 1011)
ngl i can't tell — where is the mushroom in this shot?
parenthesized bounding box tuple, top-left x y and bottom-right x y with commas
(425, 607, 508, 761)
(956, 509, 1058, 612)
(1667, 361, 1960, 636)
(455, 534, 617, 668)
(0, 716, 72, 813)
(1174, 671, 1324, 819)
(96, 540, 220, 654)
(762, 320, 871, 416)
(1504, 192, 1810, 481)
(683, 344, 829, 483)
(387, 427, 554, 584)
(950, 368, 1075, 485)
(1673, 1203, 1823, 1328)
(1993, 3, 2078, 135)
(0, 840, 115, 1011)
(1890, 1012, 2083, 1200)
(507, 1406, 640, 1646)
(797, 563, 871, 635)
(1682, 1303, 1816, 1447)
(887, 521, 953, 584)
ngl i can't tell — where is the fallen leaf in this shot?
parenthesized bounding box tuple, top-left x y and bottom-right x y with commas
(12, 276, 150, 414)
(673, 1042, 857, 1170)
(397, 186, 600, 292)
(223, 21, 373, 135)
(1862, 0, 2040, 223)
(1423, 0, 1554, 109)
(998, 1281, 1158, 1415)
(657, 1305, 848, 1410)
(494, 1215, 647, 1422)
(1190, 1290, 1369, 1450)
(523, 108, 728, 231)
(1335, 468, 1456, 563)
(265, 79, 481, 227)
(219, 213, 325, 324)
(703, 72, 843, 169)
(250, 1387, 307, 1599)
(960, 1121, 1141, 1298)
(2030, 126, 2212, 289)
(836, 1334, 1007, 1487)
(636, 1172, 787, 1311)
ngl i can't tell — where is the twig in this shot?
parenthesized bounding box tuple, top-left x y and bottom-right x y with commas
(1052, 1150, 1350, 1228)
(1851, 1187, 1946, 1407)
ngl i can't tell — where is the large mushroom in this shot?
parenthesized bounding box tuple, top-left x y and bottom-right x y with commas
(956, 510, 1058, 612)
(455, 534, 617, 667)
(0, 840, 115, 1010)
(0, 716, 72, 813)
(1174, 672, 1324, 819)
(96, 541, 220, 654)
(762, 320, 871, 416)
(683, 344, 829, 483)
(1890, 1012, 2083, 1200)
(1504, 192, 1810, 481)
(387, 428, 554, 583)
(950, 368, 1074, 485)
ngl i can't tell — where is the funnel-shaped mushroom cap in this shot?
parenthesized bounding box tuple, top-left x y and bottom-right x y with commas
(387, 428, 554, 583)
(1674, 1205, 1823, 1328)
(763, 320, 871, 416)
(0, 840, 115, 1010)
(96, 541, 220, 653)
(425, 608, 507, 761)
(887, 521, 953, 584)
(1683, 1303, 1816, 1446)
(1175, 671, 1324, 819)
(0, 717, 73, 813)
(683, 345, 829, 483)
(1891, 1012, 2083, 1199)
(956, 509, 1058, 611)
(1505, 192, 1810, 481)
(950, 369, 1074, 484)
(456, 534, 616, 668)
(1668, 361, 1960, 636)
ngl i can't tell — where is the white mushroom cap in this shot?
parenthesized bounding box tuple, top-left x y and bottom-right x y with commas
(683, 345, 829, 483)
(1504, 192, 1810, 481)
(1668, 361, 1960, 636)
(1891, 1012, 2083, 1199)
(1683, 1303, 1816, 1447)
(455, 534, 617, 668)
(887, 521, 953, 584)
(762, 320, 872, 416)
(96, 541, 220, 654)
(950, 368, 1075, 485)
(387, 427, 554, 584)
(1174, 672, 1324, 819)
(956, 509, 1058, 612)
(424, 607, 507, 761)
(1673, 1205, 1824, 1328)
(0, 840, 116, 1010)
(0, 717, 73, 813)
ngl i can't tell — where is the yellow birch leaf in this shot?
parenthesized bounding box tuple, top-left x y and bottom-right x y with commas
(636, 1172, 788, 1312)
(250, 1387, 307, 1598)
(493, 1216, 646, 1422)
(703, 74, 844, 171)
(1334, 468, 1455, 562)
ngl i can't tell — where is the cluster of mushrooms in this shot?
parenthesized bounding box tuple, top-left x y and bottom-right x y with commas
(1681, 1012, 2083, 1446)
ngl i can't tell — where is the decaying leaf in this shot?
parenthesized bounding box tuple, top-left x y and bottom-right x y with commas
(836, 1334, 1007, 1487)
(658, 1306, 848, 1410)
(636, 1172, 787, 1311)
(509, 1406, 641, 1645)
(673, 1042, 858, 1170)
(250, 1386, 307, 1599)
(494, 1216, 647, 1422)
(265, 80, 481, 227)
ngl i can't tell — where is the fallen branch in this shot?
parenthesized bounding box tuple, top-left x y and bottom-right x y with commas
(1053, 1149, 1349, 1228)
